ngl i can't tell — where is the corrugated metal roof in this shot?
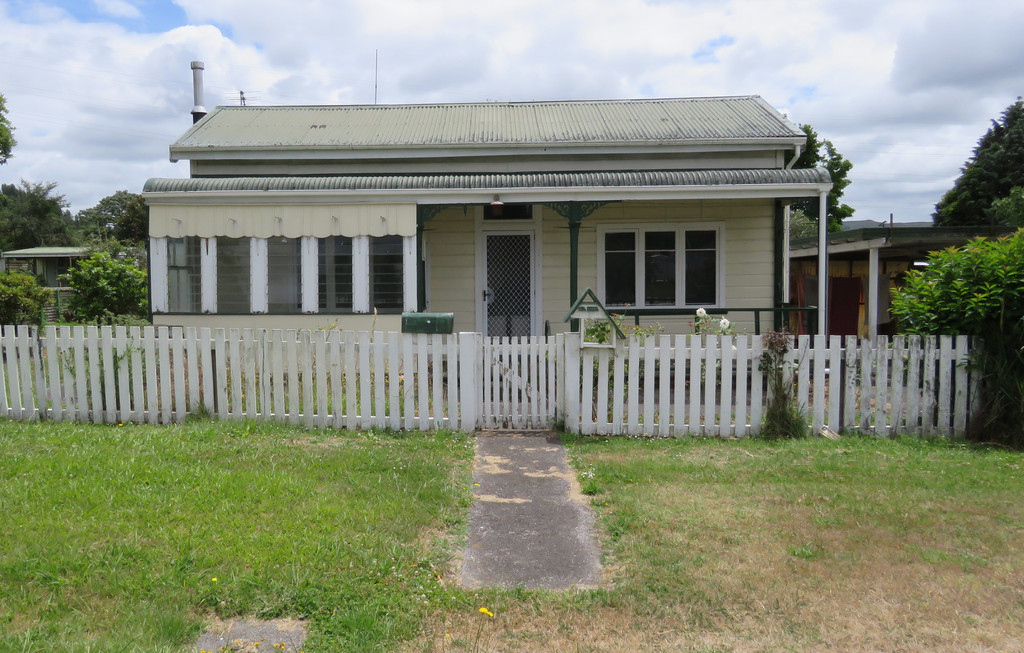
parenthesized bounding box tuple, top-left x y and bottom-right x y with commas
(171, 96, 802, 152)
(2, 246, 89, 258)
(144, 168, 830, 193)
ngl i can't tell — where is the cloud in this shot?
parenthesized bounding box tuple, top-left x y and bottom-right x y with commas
(892, 5, 1024, 94)
(1, 0, 1023, 224)
(93, 0, 141, 19)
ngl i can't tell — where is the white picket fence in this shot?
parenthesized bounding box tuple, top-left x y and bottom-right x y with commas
(565, 333, 976, 438)
(0, 326, 560, 430)
(0, 326, 975, 437)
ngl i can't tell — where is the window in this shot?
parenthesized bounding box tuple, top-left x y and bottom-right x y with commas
(370, 235, 403, 311)
(684, 230, 717, 306)
(600, 227, 720, 307)
(167, 236, 200, 312)
(318, 236, 352, 312)
(217, 237, 250, 313)
(267, 237, 301, 313)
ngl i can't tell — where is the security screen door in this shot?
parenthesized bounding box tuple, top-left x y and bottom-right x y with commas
(483, 233, 533, 337)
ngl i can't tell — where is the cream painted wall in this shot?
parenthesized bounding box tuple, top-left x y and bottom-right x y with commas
(153, 313, 403, 332)
(423, 207, 478, 333)
(420, 200, 776, 336)
(541, 200, 774, 335)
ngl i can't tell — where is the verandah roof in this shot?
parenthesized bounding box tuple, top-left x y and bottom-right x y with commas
(144, 167, 831, 196)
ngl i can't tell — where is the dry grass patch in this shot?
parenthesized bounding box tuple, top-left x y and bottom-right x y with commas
(410, 435, 1023, 652)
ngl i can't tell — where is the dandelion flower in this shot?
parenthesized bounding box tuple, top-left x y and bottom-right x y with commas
(211, 577, 218, 582)
(479, 607, 494, 618)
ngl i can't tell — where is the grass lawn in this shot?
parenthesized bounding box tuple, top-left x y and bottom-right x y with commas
(2, 421, 1023, 652)
(0, 420, 475, 652)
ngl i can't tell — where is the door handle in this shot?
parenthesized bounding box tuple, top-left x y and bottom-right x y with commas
(482, 288, 493, 302)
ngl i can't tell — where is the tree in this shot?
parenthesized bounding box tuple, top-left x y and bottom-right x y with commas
(74, 190, 148, 245)
(989, 186, 1024, 227)
(0, 92, 14, 165)
(890, 230, 1024, 447)
(934, 98, 1024, 226)
(60, 252, 148, 322)
(791, 124, 854, 233)
(0, 181, 74, 251)
(788, 209, 819, 240)
(0, 271, 52, 326)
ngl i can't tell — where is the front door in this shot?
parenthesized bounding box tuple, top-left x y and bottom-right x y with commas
(483, 233, 533, 337)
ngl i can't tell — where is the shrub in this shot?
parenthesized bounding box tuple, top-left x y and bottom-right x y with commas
(60, 252, 148, 322)
(0, 271, 52, 326)
(890, 229, 1024, 447)
(758, 330, 809, 439)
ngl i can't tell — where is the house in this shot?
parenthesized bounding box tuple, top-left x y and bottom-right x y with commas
(0, 246, 89, 321)
(143, 89, 832, 335)
(0, 246, 88, 287)
(789, 220, 1014, 338)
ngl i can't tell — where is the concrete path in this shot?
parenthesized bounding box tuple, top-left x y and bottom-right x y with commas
(459, 431, 602, 590)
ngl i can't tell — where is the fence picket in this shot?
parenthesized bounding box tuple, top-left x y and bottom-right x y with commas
(734, 335, 749, 437)
(172, 328, 187, 422)
(703, 335, 718, 436)
(447, 335, 459, 429)
(431, 335, 444, 429)
(953, 337, 969, 438)
(938, 336, 954, 434)
(627, 337, 640, 435)
(413, 334, 426, 430)
(243, 329, 259, 419)
(749, 336, 764, 434)
(890, 337, 906, 434)
(184, 327, 200, 418)
(905, 335, 921, 435)
(719, 335, 733, 437)
(30, 329, 47, 420)
(7, 327, 26, 419)
(286, 330, 302, 425)
(328, 330, 344, 428)
(611, 343, 625, 435)
(344, 332, 358, 430)
(688, 336, 701, 431)
(921, 336, 937, 433)
(17, 328, 37, 419)
(595, 347, 610, 435)
(44, 326, 61, 421)
(874, 336, 890, 436)
(300, 330, 315, 427)
(811, 335, 826, 432)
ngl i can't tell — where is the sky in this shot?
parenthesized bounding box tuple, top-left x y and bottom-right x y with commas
(1, 0, 1023, 222)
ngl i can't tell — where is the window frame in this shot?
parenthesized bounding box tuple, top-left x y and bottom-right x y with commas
(165, 236, 202, 313)
(596, 223, 725, 309)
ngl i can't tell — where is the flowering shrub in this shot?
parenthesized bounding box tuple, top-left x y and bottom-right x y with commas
(692, 307, 735, 336)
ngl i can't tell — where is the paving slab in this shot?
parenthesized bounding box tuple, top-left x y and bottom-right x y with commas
(460, 431, 602, 590)
(195, 617, 307, 652)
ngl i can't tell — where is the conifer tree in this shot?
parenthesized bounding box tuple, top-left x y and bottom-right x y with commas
(934, 98, 1024, 226)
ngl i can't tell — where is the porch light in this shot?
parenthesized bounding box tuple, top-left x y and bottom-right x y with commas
(490, 195, 504, 206)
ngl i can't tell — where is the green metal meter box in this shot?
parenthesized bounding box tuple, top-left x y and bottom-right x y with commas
(401, 312, 454, 334)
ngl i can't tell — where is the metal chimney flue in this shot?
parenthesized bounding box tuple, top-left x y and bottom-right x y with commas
(190, 61, 207, 124)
